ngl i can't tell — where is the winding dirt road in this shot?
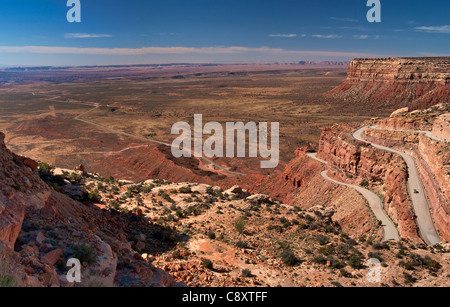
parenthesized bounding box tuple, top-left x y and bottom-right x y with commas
(306, 152, 399, 242)
(41, 96, 246, 176)
(353, 126, 441, 245)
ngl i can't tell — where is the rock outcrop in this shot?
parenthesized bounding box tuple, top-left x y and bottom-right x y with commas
(432, 113, 450, 142)
(0, 132, 179, 287)
(0, 132, 51, 249)
(330, 57, 450, 111)
(249, 147, 384, 239)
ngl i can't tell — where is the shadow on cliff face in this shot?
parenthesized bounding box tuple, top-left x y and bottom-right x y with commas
(15, 188, 187, 256)
(12, 189, 187, 287)
(158, 145, 227, 181)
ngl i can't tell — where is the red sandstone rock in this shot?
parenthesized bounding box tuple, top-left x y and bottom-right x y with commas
(330, 58, 450, 111)
(41, 249, 63, 266)
(317, 124, 422, 242)
(432, 113, 450, 142)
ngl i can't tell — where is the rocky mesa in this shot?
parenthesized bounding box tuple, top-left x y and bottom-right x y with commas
(330, 57, 450, 111)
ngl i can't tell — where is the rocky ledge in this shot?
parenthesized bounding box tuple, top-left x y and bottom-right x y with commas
(330, 57, 450, 111)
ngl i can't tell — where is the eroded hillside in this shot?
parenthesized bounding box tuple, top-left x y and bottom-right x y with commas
(330, 57, 450, 111)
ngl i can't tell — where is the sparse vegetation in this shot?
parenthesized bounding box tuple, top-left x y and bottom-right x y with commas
(202, 259, 213, 270)
(72, 244, 98, 265)
(234, 218, 247, 234)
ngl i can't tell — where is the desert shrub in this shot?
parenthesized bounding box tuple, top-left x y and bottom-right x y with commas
(234, 218, 246, 234)
(372, 242, 390, 250)
(360, 180, 369, 187)
(348, 254, 362, 269)
(0, 248, 19, 287)
(69, 172, 83, 184)
(38, 162, 53, 173)
(280, 249, 300, 266)
(72, 244, 98, 265)
(317, 235, 329, 245)
(207, 231, 216, 240)
(102, 176, 115, 184)
(309, 222, 320, 230)
(172, 250, 182, 259)
(409, 253, 423, 266)
(109, 201, 120, 211)
(298, 223, 309, 230)
(340, 233, 350, 240)
(88, 190, 102, 203)
(179, 186, 192, 194)
(141, 185, 153, 193)
(312, 255, 327, 265)
(403, 272, 417, 284)
(162, 193, 175, 203)
(314, 211, 322, 218)
(305, 215, 314, 223)
(51, 175, 66, 186)
(175, 210, 183, 218)
(339, 268, 350, 278)
(319, 245, 335, 256)
(235, 240, 248, 249)
(346, 238, 358, 247)
(336, 244, 351, 258)
(326, 225, 336, 234)
(366, 236, 375, 246)
(279, 217, 288, 224)
(242, 269, 252, 278)
(404, 261, 415, 271)
(423, 256, 441, 272)
(277, 241, 289, 250)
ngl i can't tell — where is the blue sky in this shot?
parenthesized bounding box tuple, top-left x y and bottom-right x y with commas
(0, 0, 449, 66)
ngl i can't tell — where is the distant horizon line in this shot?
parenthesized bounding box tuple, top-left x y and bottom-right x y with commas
(0, 61, 351, 69)
(1, 56, 449, 69)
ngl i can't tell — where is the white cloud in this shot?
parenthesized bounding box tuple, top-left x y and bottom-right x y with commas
(312, 34, 343, 39)
(0, 45, 383, 58)
(353, 35, 369, 39)
(415, 25, 450, 34)
(330, 17, 359, 23)
(64, 33, 112, 39)
(269, 34, 297, 38)
(159, 33, 181, 36)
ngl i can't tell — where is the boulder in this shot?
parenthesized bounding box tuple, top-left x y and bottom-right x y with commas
(390, 107, 409, 118)
(61, 185, 86, 200)
(246, 194, 271, 204)
(36, 232, 46, 246)
(75, 164, 85, 172)
(225, 185, 243, 195)
(190, 184, 212, 194)
(17, 157, 39, 171)
(41, 249, 63, 266)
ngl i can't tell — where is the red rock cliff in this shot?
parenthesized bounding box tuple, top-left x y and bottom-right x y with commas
(363, 108, 450, 242)
(316, 125, 421, 242)
(330, 57, 450, 111)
